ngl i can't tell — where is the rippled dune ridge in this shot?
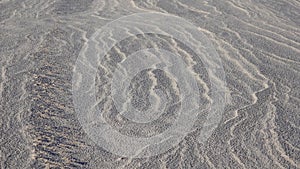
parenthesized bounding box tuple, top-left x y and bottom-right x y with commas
(1, 0, 299, 168)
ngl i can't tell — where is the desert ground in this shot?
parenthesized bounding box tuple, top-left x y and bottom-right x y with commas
(0, 0, 299, 168)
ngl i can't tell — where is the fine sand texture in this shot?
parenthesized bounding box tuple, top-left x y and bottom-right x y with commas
(1, 0, 299, 168)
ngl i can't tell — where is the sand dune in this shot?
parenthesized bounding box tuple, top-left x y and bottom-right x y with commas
(0, 0, 299, 168)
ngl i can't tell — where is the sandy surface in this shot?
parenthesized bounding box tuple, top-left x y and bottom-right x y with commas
(0, 0, 299, 168)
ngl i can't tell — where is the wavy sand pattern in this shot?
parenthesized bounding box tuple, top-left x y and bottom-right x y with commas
(0, 0, 299, 168)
